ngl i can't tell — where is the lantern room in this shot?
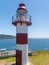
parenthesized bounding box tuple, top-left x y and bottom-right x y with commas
(12, 3, 32, 26)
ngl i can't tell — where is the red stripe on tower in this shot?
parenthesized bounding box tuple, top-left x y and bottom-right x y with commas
(16, 33, 28, 44)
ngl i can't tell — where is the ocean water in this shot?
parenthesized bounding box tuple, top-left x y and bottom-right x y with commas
(0, 38, 49, 50)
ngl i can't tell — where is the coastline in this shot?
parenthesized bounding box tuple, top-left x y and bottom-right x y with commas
(0, 50, 33, 58)
(0, 50, 16, 58)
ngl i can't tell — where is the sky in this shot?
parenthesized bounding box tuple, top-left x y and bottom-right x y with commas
(0, 0, 49, 38)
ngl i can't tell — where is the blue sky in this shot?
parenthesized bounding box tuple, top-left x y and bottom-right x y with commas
(0, 0, 49, 38)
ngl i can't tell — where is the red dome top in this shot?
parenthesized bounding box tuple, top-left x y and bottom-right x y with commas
(19, 3, 25, 7)
(17, 3, 27, 12)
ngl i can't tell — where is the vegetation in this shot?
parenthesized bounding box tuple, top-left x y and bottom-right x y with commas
(0, 50, 49, 65)
(29, 50, 49, 65)
(0, 56, 16, 62)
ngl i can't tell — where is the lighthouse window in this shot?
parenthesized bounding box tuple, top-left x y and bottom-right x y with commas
(17, 13, 20, 17)
(17, 11, 27, 18)
(20, 12, 27, 17)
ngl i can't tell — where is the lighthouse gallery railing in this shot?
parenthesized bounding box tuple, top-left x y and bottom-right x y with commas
(12, 15, 31, 22)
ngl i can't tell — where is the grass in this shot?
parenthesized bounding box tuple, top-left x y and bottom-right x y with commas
(29, 50, 49, 65)
(0, 50, 49, 65)
(0, 56, 16, 62)
(6, 56, 16, 62)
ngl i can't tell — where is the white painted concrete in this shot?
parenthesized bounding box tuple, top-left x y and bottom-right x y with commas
(16, 44, 28, 65)
(16, 23, 28, 33)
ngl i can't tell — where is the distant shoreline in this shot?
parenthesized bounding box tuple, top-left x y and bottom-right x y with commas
(0, 34, 16, 39)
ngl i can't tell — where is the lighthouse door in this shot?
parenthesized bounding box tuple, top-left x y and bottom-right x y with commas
(16, 50, 22, 65)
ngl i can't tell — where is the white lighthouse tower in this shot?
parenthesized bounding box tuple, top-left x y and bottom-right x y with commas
(12, 3, 32, 65)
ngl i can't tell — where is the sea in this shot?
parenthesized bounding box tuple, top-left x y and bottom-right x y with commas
(0, 38, 49, 51)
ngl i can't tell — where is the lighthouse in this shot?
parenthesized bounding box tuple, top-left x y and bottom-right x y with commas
(12, 3, 32, 65)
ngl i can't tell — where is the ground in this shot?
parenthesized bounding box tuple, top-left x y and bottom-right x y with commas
(0, 60, 7, 65)
(0, 50, 49, 65)
(0, 56, 16, 65)
(29, 50, 49, 65)
(29, 59, 34, 65)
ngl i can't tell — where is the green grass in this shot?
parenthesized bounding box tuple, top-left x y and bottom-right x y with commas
(29, 50, 49, 65)
(0, 56, 16, 62)
(6, 56, 16, 62)
(0, 50, 49, 65)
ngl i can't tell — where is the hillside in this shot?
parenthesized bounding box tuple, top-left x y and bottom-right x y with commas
(29, 50, 49, 65)
(0, 34, 16, 39)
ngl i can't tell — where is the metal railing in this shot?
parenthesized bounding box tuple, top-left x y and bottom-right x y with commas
(12, 15, 31, 22)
